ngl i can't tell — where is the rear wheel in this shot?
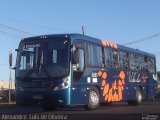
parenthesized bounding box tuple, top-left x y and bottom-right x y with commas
(84, 87, 100, 110)
(41, 105, 57, 111)
(128, 88, 142, 105)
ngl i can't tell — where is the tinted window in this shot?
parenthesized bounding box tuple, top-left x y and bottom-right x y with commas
(17, 44, 39, 71)
(119, 51, 129, 69)
(139, 55, 148, 71)
(16, 39, 70, 78)
(43, 40, 70, 77)
(78, 49, 85, 71)
(89, 44, 103, 67)
(148, 58, 156, 73)
(130, 53, 140, 71)
(105, 47, 119, 69)
(52, 50, 57, 63)
(105, 47, 112, 68)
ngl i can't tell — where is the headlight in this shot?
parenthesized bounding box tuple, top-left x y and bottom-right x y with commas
(54, 77, 69, 91)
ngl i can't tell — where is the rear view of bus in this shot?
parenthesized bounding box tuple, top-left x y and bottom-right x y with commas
(15, 35, 71, 110)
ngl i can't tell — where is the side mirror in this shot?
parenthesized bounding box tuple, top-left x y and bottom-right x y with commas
(9, 49, 17, 69)
(9, 53, 13, 68)
(15, 49, 19, 52)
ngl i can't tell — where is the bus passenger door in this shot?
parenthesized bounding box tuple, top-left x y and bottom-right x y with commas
(72, 48, 85, 80)
(71, 48, 86, 104)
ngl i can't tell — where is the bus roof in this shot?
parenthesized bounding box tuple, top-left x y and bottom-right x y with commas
(22, 33, 102, 44)
(21, 33, 155, 58)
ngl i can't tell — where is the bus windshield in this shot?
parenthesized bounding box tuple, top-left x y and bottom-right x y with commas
(16, 39, 70, 79)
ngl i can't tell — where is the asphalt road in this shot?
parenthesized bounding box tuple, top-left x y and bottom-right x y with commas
(0, 101, 160, 120)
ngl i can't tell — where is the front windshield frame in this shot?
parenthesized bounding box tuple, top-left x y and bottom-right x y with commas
(17, 42, 40, 71)
(15, 38, 70, 79)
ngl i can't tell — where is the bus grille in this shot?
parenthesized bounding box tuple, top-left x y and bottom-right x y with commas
(24, 88, 52, 93)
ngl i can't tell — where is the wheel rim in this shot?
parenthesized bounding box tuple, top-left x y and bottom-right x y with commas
(90, 91, 99, 105)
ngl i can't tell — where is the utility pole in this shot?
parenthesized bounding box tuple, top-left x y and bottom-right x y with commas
(8, 49, 14, 104)
(9, 68, 11, 103)
(82, 26, 85, 35)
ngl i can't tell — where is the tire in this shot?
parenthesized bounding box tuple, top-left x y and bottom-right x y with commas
(84, 87, 100, 110)
(41, 105, 57, 111)
(128, 88, 142, 105)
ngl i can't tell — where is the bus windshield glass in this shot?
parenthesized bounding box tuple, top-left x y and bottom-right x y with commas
(16, 39, 70, 79)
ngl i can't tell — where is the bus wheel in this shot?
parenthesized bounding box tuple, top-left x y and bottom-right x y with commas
(84, 87, 100, 110)
(41, 105, 57, 111)
(128, 88, 142, 105)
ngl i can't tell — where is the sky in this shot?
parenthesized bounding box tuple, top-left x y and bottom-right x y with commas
(0, 0, 160, 80)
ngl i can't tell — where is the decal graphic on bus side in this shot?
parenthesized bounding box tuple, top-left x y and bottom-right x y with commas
(98, 71, 125, 102)
(101, 40, 118, 49)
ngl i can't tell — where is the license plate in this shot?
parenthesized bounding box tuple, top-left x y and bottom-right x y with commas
(33, 95, 43, 100)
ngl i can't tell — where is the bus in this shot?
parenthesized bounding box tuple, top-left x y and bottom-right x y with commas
(157, 71, 160, 94)
(9, 33, 157, 110)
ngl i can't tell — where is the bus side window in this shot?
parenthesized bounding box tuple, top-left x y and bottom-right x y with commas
(139, 55, 148, 71)
(89, 44, 103, 67)
(105, 47, 119, 69)
(119, 51, 129, 69)
(78, 49, 85, 71)
(148, 58, 156, 73)
(72, 48, 84, 71)
(112, 49, 119, 69)
(105, 47, 112, 68)
(130, 53, 140, 71)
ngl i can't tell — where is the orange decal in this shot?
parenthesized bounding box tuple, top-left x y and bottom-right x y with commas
(101, 80, 106, 87)
(101, 40, 118, 49)
(106, 41, 110, 46)
(112, 80, 117, 91)
(115, 92, 119, 101)
(108, 89, 113, 102)
(105, 94, 109, 101)
(118, 86, 122, 100)
(101, 40, 110, 46)
(101, 40, 107, 46)
(102, 72, 107, 79)
(113, 91, 118, 101)
(98, 71, 102, 76)
(122, 79, 125, 84)
(100, 71, 126, 102)
(109, 42, 114, 48)
(103, 84, 109, 96)
(113, 43, 118, 49)
(121, 86, 124, 91)
(118, 80, 122, 86)
(119, 71, 125, 80)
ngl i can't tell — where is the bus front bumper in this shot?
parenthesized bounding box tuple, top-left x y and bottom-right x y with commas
(16, 89, 70, 106)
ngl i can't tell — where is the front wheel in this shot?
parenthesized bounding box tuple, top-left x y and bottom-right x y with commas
(84, 87, 100, 110)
